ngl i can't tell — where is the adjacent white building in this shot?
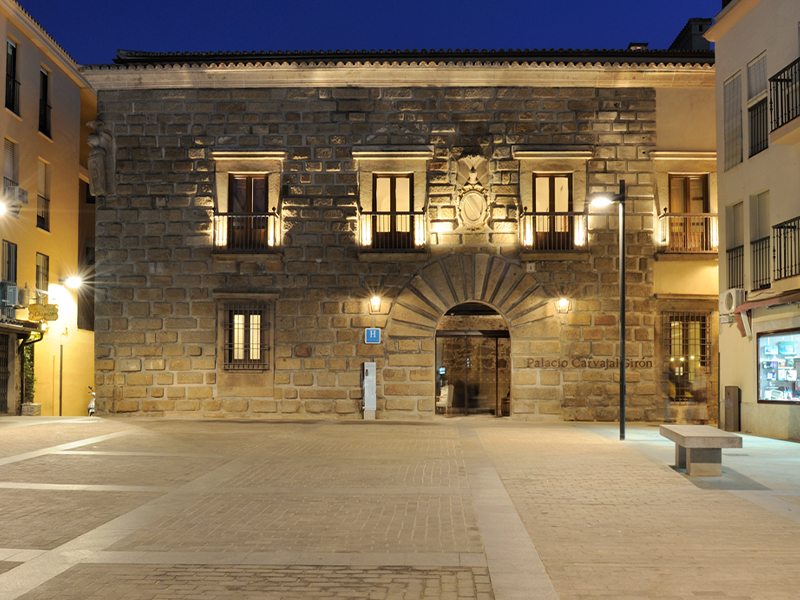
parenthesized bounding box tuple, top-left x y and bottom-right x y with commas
(707, 0, 800, 439)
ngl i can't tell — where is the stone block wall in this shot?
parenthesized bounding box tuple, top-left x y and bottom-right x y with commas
(93, 83, 671, 420)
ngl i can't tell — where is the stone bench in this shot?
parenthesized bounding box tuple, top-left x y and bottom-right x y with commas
(659, 424, 742, 477)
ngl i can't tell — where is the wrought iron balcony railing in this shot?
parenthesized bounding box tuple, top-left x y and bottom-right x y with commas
(726, 245, 744, 290)
(751, 236, 771, 290)
(770, 56, 800, 131)
(520, 212, 587, 251)
(39, 99, 51, 137)
(37, 195, 50, 231)
(359, 210, 426, 251)
(5, 76, 19, 114)
(774, 216, 800, 281)
(657, 213, 718, 253)
(213, 212, 281, 252)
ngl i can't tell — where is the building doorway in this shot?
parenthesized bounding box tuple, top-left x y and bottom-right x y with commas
(435, 303, 511, 416)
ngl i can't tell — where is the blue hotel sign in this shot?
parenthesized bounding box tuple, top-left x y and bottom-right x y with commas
(365, 328, 381, 344)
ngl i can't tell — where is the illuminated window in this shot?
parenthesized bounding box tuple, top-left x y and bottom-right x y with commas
(526, 173, 574, 250)
(211, 151, 284, 253)
(224, 303, 269, 370)
(369, 174, 416, 250)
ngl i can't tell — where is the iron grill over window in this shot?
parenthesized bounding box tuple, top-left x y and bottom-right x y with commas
(223, 303, 269, 370)
(748, 98, 769, 156)
(5, 41, 19, 115)
(38, 71, 51, 137)
(662, 311, 711, 404)
(726, 245, 744, 290)
(773, 216, 800, 281)
(769, 56, 800, 131)
(751, 236, 771, 290)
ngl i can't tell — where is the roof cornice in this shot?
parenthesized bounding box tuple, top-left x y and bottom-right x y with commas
(105, 48, 715, 68)
(81, 60, 715, 91)
(704, 0, 759, 42)
(0, 0, 93, 90)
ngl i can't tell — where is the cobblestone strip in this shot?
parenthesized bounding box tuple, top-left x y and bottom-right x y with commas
(458, 425, 559, 600)
(17, 564, 494, 600)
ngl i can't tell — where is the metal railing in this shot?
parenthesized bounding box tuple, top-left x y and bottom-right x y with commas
(520, 212, 587, 251)
(770, 56, 800, 131)
(213, 213, 281, 252)
(774, 216, 800, 281)
(37, 195, 49, 231)
(726, 245, 744, 290)
(359, 211, 426, 251)
(751, 236, 771, 290)
(39, 99, 51, 137)
(3, 177, 16, 191)
(657, 213, 719, 253)
(749, 99, 769, 156)
(5, 75, 19, 114)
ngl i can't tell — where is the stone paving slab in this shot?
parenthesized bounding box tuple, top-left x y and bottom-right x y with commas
(16, 564, 494, 600)
(478, 423, 800, 600)
(2, 418, 800, 600)
(109, 491, 483, 554)
(0, 488, 160, 550)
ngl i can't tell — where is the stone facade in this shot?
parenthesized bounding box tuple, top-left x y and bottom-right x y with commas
(83, 52, 717, 421)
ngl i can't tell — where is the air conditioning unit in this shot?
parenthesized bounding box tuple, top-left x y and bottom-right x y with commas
(4, 284, 18, 307)
(719, 288, 746, 315)
(15, 287, 28, 308)
(5, 186, 28, 205)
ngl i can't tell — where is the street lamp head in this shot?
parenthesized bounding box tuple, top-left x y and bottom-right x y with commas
(0, 202, 6, 216)
(63, 276, 82, 289)
(590, 196, 615, 208)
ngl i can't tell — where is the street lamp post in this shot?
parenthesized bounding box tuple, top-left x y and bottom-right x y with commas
(591, 180, 627, 440)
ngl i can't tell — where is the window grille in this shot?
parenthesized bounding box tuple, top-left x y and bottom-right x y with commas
(662, 311, 711, 404)
(748, 99, 769, 157)
(223, 303, 270, 370)
(723, 74, 743, 171)
(35, 253, 48, 304)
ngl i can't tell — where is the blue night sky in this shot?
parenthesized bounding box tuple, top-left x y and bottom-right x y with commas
(18, 0, 722, 66)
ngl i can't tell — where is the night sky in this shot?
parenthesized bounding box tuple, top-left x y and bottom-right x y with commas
(17, 0, 722, 66)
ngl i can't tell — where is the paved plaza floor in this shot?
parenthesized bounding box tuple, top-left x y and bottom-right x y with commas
(0, 417, 798, 600)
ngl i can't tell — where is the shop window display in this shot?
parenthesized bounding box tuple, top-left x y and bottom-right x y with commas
(758, 329, 800, 402)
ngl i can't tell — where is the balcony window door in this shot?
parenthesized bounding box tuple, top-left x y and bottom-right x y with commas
(372, 174, 413, 250)
(228, 174, 267, 251)
(667, 175, 710, 252)
(530, 174, 573, 250)
(5, 40, 19, 115)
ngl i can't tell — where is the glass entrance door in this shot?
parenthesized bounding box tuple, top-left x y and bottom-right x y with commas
(436, 332, 510, 416)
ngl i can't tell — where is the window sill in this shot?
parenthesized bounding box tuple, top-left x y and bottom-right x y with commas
(521, 251, 590, 262)
(358, 249, 429, 262)
(212, 249, 283, 261)
(655, 252, 718, 261)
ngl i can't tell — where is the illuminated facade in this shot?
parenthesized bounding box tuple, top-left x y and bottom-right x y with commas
(81, 33, 718, 422)
(0, 0, 96, 416)
(707, 0, 800, 440)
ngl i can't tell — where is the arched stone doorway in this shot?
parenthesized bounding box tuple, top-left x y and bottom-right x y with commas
(384, 253, 554, 418)
(435, 302, 511, 416)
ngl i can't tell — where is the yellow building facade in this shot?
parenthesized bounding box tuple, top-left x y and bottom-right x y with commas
(0, 0, 96, 416)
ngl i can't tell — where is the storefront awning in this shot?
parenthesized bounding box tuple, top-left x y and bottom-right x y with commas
(733, 290, 800, 336)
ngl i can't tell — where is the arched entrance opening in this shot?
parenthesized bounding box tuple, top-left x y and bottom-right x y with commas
(435, 302, 511, 416)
